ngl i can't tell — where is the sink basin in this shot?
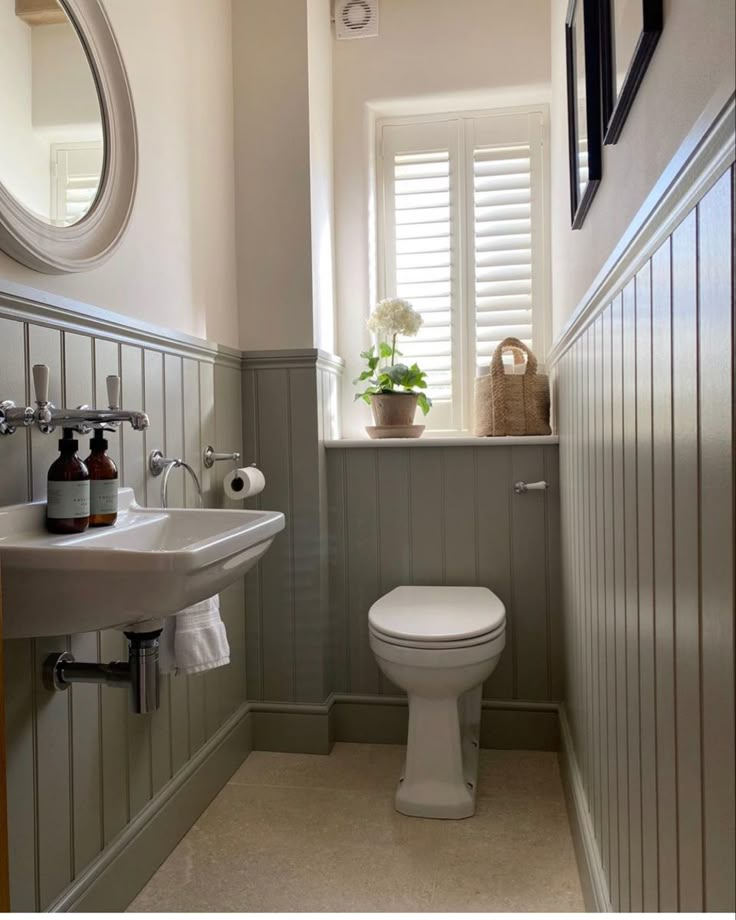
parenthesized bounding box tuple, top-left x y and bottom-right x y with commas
(0, 488, 284, 638)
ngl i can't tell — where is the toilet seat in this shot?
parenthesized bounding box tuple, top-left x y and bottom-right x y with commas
(369, 619, 505, 650)
(368, 585, 505, 644)
(370, 626, 506, 667)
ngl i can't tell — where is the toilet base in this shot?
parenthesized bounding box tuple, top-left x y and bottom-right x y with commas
(395, 685, 482, 820)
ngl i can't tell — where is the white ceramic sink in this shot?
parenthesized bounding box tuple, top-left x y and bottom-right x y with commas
(0, 488, 284, 639)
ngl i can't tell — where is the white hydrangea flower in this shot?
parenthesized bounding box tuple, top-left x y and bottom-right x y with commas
(367, 298, 423, 338)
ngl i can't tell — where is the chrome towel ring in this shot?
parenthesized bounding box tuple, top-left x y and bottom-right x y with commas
(149, 450, 204, 508)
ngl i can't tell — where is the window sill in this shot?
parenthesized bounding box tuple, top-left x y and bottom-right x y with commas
(323, 435, 559, 449)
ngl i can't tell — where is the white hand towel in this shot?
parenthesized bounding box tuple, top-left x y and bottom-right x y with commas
(159, 595, 230, 676)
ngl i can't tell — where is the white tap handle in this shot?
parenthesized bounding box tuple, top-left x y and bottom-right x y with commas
(32, 364, 50, 404)
(514, 480, 549, 494)
(106, 375, 121, 409)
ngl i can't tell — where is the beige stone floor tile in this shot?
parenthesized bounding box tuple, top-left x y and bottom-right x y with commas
(476, 749, 565, 800)
(229, 742, 406, 793)
(130, 831, 438, 912)
(190, 783, 413, 851)
(128, 745, 584, 913)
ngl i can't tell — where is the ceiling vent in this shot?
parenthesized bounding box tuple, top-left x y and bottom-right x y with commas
(335, 0, 379, 40)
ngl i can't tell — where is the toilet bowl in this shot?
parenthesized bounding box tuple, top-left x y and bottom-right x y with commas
(369, 585, 505, 820)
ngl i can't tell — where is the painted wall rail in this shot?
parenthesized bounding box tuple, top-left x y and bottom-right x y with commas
(554, 162, 735, 911)
(0, 298, 245, 911)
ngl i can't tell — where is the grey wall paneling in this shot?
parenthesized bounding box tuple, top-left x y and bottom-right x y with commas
(0, 304, 249, 911)
(0, 318, 28, 506)
(241, 351, 340, 706)
(325, 444, 563, 705)
(697, 172, 735, 910)
(553, 166, 735, 912)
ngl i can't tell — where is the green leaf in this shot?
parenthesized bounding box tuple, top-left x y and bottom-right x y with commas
(417, 392, 432, 415)
(383, 364, 410, 385)
(379, 342, 393, 358)
(360, 346, 376, 361)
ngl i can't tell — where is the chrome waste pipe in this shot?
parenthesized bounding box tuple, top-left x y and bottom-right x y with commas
(43, 629, 162, 714)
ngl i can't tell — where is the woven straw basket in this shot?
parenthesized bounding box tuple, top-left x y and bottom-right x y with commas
(474, 337, 551, 437)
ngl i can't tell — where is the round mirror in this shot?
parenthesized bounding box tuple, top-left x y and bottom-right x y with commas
(0, 0, 104, 226)
(0, 0, 136, 273)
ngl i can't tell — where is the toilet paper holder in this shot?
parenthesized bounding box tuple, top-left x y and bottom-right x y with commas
(513, 480, 549, 494)
(203, 445, 241, 469)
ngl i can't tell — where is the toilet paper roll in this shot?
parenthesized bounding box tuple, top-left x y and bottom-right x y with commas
(224, 466, 265, 500)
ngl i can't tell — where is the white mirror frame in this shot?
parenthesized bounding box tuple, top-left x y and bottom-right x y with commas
(0, 0, 137, 274)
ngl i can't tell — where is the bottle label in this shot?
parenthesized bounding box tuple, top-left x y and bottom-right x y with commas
(47, 480, 90, 520)
(90, 479, 119, 516)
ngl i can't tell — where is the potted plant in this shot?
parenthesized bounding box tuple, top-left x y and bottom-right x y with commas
(354, 298, 432, 438)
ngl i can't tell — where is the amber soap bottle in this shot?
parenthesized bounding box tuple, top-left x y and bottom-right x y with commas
(85, 429, 119, 527)
(46, 429, 90, 534)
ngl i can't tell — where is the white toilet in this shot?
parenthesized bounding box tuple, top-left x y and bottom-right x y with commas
(369, 585, 506, 819)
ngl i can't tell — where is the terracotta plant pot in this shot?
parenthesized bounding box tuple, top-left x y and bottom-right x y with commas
(370, 392, 418, 427)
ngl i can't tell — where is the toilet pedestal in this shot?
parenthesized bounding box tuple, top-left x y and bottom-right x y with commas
(397, 685, 482, 819)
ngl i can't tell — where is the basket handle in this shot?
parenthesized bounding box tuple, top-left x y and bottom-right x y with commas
(490, 338, 538, 382)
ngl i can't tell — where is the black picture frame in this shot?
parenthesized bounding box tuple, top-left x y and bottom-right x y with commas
(566, 0, 603, 229)
(601, 0, 663, 144)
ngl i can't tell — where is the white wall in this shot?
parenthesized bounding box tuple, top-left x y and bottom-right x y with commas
(333, 0, 552, 435)
(0, 0, 240, 348)
(232, 0, 314, 351)
(232, 0, 336, 353)
(307, 0, 336, 354)
(32, 22, 101, 130)
(0, 1, 50, 218)
(549, 0, 736, 339)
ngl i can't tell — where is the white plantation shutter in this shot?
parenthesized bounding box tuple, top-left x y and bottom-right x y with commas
(50, 142, 103, 227)
(381, 121, 460, 431)
(469, 113, 545, 374)
(379, 109, 548, 432)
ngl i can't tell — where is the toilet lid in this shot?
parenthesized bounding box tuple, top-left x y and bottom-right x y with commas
(368, 586, 505, 643)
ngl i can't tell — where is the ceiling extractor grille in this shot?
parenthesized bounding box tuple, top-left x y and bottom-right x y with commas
(335, 0, 379, 40)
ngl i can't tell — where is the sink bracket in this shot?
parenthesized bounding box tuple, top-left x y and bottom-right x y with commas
(43, 630, 162, 714)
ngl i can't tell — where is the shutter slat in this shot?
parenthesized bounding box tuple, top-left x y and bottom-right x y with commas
(474, 218, 531, 236)
(476, 311, 532, 332)
(397, 282, 452, 299)
(476, 203, 531, 222)
(476, 294, 533, 311)
(475, 248, 531, 268)
(476, 264, 532, 283)
(474, 232, 532, 251)
(396, 221, 452, 240)
(395, 193, 450, 211)
(396, 236, 452, 255)
(397, 266, 452, 284)
(397, 252, 452, 270)
(474, 188, 531, 207)
(476, 279, 532, 298)
(395, 176, 450, 195)
(476, 331, 532, 352)
(474, 173, 531, 193)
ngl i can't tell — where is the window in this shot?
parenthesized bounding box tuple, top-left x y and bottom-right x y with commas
(50, 141, 103, 227)
(377, 108, 549, 432)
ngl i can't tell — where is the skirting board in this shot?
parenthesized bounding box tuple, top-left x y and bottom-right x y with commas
(254, 694, 560, 754)
(49, 705, 253, 913)
(557, 706, 612, 913)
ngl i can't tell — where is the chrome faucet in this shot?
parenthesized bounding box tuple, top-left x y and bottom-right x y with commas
(0, 365, 149, 435)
